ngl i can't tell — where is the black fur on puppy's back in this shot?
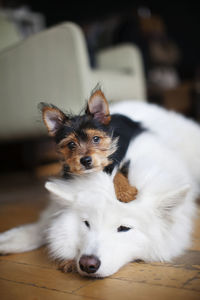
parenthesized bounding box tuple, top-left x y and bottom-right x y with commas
(104, 114, 146, 174)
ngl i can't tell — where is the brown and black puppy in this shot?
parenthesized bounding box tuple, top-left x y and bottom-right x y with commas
(40, 88, 144, 178)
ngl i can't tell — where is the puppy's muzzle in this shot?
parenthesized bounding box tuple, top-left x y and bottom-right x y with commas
(80, 156, 92, 168)
(79, 255, 101, 274)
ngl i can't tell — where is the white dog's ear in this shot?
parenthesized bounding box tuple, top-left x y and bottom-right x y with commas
(157, 184, 190, 215)
(45, 180, 74, 205)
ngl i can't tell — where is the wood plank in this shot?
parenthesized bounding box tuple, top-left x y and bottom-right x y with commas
(191, 209, 200, 251)
(0, 260, 91, 294)
(0, 204, 41, 232)
(0, 247, 55, 269)
(0, 279, 90, 300)
(111, 260, 200, 290)
(0, 193, 47, 232)
(76, 278, 200, 300)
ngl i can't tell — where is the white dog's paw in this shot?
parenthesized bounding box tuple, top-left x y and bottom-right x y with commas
(0, 223, 45, 254)
(0, 227, 29, 254)
(0, 228, 20, 254)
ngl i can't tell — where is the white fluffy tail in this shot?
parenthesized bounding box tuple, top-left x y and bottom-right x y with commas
(0, 222, 45, 254)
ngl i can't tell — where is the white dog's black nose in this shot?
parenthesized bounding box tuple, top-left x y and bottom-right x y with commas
(80, 156, 92, 168)
(79, 255, 101, 274)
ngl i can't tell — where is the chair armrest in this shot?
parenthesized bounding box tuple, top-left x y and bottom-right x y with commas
(90, 70, 146, 102)
(95, 44, 146, 100)
(0, 22, 90, 139)
(96, 43, 144, 74)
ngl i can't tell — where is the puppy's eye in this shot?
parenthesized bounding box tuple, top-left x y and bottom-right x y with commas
(67, 141, 76, 150)
(92, 136, 100, 144)
(117, 226, 131, 232)
(84, 220, 90, 228)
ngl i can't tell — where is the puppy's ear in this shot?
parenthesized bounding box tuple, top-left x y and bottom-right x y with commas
(86, 89, 111, 125)
(45, 180, 74, 205)
(39, 103, 68, 136)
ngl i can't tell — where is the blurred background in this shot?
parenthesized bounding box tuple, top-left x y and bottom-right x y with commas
(0, 0, 200, 176)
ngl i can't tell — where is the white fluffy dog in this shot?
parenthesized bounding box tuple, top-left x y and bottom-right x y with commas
(0, 101, 200, 278)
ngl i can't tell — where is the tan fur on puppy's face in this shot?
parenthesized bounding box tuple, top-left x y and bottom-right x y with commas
(58, 129, 118, 174)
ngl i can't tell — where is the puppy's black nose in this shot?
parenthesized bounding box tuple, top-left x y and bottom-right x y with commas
(79, 255, 101, 274)
(80, 156, 92, 167)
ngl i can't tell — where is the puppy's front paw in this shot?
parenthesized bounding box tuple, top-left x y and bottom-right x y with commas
(114, 172, 138, 203)
(58, 260, 77, 273)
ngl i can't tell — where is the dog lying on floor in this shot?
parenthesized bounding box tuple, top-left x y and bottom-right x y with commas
(0, 100, 200, 277)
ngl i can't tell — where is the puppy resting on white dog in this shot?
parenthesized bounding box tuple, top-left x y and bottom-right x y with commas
(0, 101, 199, 278)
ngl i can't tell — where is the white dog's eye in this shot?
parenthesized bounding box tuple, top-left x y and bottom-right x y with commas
(84, 220, 90, 228)
(117, 225, 131, 232)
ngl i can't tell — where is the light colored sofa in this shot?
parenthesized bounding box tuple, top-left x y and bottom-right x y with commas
(0, 14, 22, 52)
(0, 22, 146, 140)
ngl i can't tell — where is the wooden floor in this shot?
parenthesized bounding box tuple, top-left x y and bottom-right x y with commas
(0, 172, 200, 300)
